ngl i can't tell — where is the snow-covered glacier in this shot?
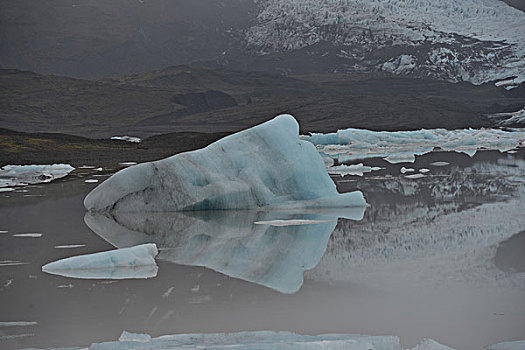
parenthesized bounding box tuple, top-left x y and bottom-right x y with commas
(246, 0, 525, 87)
(84, 114, 366, 212)
(85, 208, 365, 293)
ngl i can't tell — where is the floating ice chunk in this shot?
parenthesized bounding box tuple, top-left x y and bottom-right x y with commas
(0, 260, 28, 266)
(111, 136, 141, 143)
(13, 233, 42, 238)
(254, 219, 336, 226)
(329, 163, 384, 177)
(54, 244, 86, 249)
(419, 168, 430, 173)
(30, 331, 402, 349)
(191, 285, 200, 292)
(400, 167, 415, 174)
(412, 338, 455, 350)
(487, 340, 525, 350)
(0, 230, 8, 234)
(430, 161, 450, 167)
(84, 179, 99, 183)
(79, 165, 95, 169)
(119, 331, 151, 342)
(0, 321, 37, 327)
(405, 173, 426, 179)
(85, 208, 365, 293)
(303, 128, 525, 164)
(0, 164, 74, 188)
(0, 188, 15, 192)
(85, 115, 367, 213)
(42, 244, 158, 280)
(119, 162, 137, 166)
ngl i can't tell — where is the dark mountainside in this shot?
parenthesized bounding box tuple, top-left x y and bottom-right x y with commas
(1, 67, 524, 139)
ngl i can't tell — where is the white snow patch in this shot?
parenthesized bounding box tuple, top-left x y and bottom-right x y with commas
(254, 219, 336, 226)
(111, 136, 141, 143)
(42, 243, 158, 280)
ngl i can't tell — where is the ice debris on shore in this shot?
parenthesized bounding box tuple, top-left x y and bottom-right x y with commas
(302, 128, 525, 164)
(42, 244, 158, 280)
(85, 115, 366, 212)
(0, 164, 75, 188)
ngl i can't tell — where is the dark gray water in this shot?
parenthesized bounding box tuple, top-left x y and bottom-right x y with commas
(1, 151, 524, 349)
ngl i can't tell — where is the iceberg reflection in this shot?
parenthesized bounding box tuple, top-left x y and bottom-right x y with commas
(85, 207, 366, 293)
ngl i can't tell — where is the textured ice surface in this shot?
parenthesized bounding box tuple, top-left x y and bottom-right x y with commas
(302, 128, 525, 164)
(42, 244, 158, 280)
(24, 331, 402, 350)
(0, 164, 74, 188)
(85, 115, 366, 212)
(487, 340, 525, 350)
(85, 208, 365, 293)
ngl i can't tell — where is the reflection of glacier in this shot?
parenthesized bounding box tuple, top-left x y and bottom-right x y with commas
(308, 156, 525, 290)
(85, 208, 365, 294)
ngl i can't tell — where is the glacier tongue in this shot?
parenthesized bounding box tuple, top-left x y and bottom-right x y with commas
(84, 114, 366, 213)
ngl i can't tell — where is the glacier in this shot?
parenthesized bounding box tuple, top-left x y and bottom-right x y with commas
(41, 244, 158, 280)
(84, 114, 367, 212)
(0, 164, 75, 188)
(302, 127, 525, 164)
(85, 207, 365, 293)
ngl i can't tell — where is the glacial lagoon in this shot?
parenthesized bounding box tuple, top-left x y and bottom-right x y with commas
(1, 150, 524, 349)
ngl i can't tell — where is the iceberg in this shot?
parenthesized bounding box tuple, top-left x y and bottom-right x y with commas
(0, 164, 75, 188)
(42, 244, 158, 280)
(302, 128, 525, 164)
(84, 114, 366, 212)
(85, 208, 365, 294)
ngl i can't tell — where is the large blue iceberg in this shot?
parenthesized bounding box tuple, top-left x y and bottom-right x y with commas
(84, 114, 366, 212)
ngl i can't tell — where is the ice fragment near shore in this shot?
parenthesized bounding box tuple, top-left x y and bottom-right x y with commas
(42, 244, 158, 279)
(85, 115, 366, 212)
(0, 164, 74, 188)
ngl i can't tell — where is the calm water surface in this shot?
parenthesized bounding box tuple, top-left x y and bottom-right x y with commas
(1, 151, 524, 349)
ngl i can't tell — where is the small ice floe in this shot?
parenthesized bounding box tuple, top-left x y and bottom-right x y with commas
(430, 161, 450, 167)
(56, 284, 74, 289)
(487, 340, 525, 350)
(111, 136, 141, 143)
(405, 173, 426, 179)
(507, 150, 518, 154)
(329, 163, 384, 177)
(254, 219, 336, 226)
(42, 243, 158, 280)
(400, 167, 415, 174)
(162, 286, 175, 298)
(191, 285, 200, 292)
(419, 168, 431, 173)
(119, 162, 137, 166)
(78, 165, 95, 169)
(0, 321, 37, 327)
(0, 164, 75, 188)
(84, 179, 99, 183)
(0, 230, 8, 234)
(13, 233, 42, 238)
(119, 331, 151, 342)
(0, 188, 15, 192)
(54, 244, 86, 249)
(0, 260, 28, 267)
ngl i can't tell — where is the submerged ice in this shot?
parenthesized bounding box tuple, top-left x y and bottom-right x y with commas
(42, 244, 158, 280)
(84, 115, 366, 212)
(302, 128, 525, 164)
